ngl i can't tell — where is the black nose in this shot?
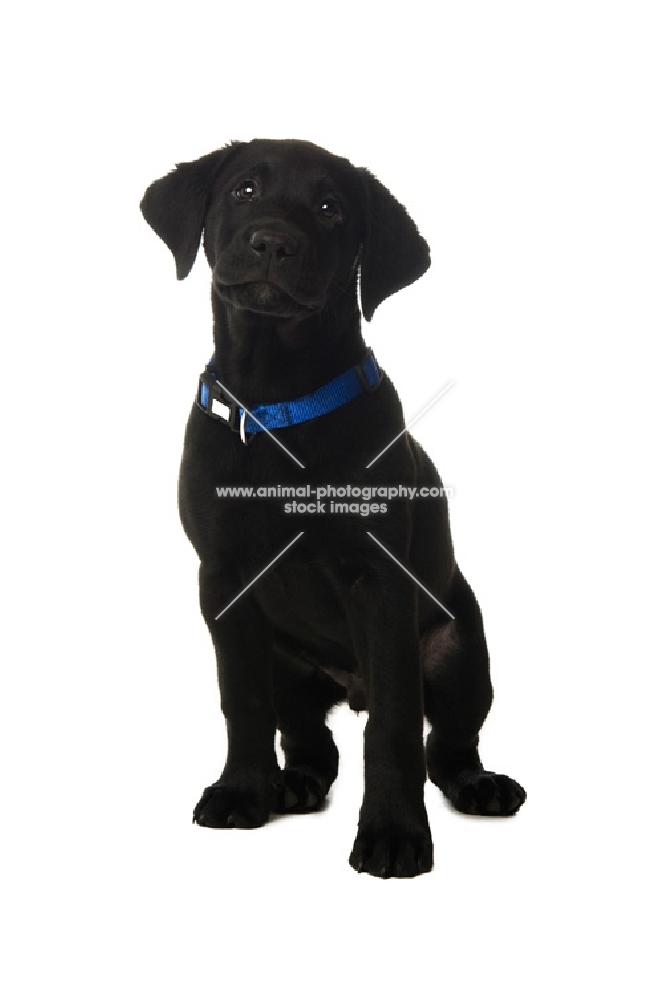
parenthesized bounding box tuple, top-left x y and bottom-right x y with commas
(249, 228, 298, 260)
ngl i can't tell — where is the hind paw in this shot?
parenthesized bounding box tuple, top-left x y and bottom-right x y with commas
(273, 767, 327, 813)
(453, 771, 526, 816)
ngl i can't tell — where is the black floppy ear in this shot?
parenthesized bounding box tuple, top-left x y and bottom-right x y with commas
(140, 143, 246, 280)
(358, 169, 431, 321)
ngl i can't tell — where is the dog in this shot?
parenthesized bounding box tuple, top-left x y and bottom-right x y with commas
(140, 139, 526, 878)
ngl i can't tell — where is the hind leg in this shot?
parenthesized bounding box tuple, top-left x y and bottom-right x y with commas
(423, 569, 526, 816)
(272, 649, 344, 814)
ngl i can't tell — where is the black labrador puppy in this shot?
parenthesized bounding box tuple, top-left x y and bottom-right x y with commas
(140, 139, 525, 878)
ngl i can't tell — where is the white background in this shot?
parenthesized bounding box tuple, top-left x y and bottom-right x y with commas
(2, 2, 662, 996)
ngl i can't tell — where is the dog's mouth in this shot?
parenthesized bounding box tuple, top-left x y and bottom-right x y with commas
(214, 279, 321, 317)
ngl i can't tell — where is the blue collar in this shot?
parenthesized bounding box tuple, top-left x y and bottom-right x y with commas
(197, 350, 382, 443)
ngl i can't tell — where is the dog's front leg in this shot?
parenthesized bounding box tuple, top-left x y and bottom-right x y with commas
(347, 572, 433, 878)
(192, 567, 279, 829)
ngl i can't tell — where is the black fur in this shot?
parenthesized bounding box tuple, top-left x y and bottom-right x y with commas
(140, 139, 525, 878)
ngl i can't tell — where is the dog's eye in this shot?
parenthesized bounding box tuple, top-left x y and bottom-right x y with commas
(234, 180, 257, 201)
(319, 198, 341, 220)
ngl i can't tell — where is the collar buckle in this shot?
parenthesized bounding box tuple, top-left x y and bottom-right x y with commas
(197, 372, 242, 433)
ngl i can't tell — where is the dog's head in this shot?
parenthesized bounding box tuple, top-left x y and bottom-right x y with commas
(140, 139, 430, 321)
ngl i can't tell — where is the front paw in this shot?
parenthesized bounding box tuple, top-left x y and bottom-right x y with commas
(349, 811, 433, 878)
(192, 775, 276, 829)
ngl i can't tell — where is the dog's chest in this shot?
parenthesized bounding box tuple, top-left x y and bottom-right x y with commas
(253, 554, 349, 637)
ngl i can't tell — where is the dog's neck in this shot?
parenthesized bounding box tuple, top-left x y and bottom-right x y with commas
(210, 291, 366, 406)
